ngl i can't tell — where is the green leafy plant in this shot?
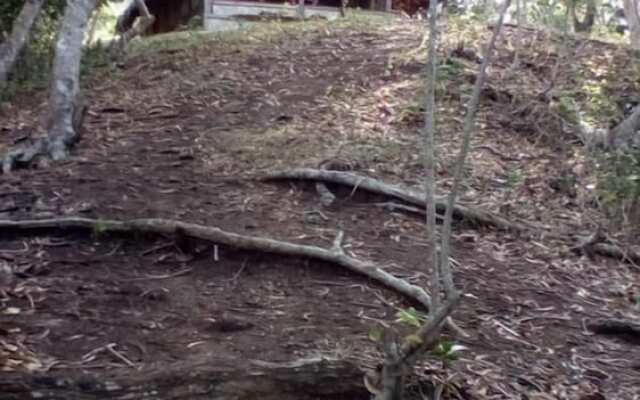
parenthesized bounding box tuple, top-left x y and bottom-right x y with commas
(507, 169, 523, 188)
(431, 340, 467, 361)
(368, 326, 384, 342)
(92, 221, 111, 236)
(394, 307, 427, 328)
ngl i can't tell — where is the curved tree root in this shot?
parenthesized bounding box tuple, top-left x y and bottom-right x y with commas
(262, 168, 540, 233)
(1, 139, 48, 173)
(0, 216, 465, 336)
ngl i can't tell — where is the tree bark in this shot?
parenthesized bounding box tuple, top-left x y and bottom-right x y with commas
(0, 0, 45, 84)
(609, 104, 640, 150)
(46, 0, 99, 161)
(423, 0, 441, 319)
(340, 0, 348, 17)
(0, 357, 366, 400)
(571, 0, 596, 32)
(623, 0, 640, 49)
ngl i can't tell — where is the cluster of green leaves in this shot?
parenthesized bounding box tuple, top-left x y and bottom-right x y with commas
(368, 307, 466, 363)
(0, 0, 66, 34)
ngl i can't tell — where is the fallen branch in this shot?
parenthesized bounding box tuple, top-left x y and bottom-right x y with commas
(0, 357, 366, 400)
(0, 216, 461, 334)
(263, 168, 536, 232)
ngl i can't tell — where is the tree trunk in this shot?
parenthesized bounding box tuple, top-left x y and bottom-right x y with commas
(0, 0, 45, 84)
(623, 0, 640, 49)
(571, 0, 596, 33)
(298, 0, 306, 18)
(0, 357, 367, 400)
(609, 104, 640, 150)
(46, 0, 99, 161)
(340, 0, 348, 16)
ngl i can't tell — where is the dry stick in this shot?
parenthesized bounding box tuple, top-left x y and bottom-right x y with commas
(263, 168, 537, 233)
(439, 0, 511, 298)
(0, 217, 461, 333)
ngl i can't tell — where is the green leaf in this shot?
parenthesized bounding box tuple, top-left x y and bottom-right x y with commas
(394, 307, 426, 328)
(405, 334, 423, 346)
(368, 327, 383, 342)
(431, 340, 468, 361)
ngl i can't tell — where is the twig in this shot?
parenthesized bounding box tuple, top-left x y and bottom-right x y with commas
(124, 267, 192, 282)
(106, 343, 136, 368)
(228, 259, 249, 282)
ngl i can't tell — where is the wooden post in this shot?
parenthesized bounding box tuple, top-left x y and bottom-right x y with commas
(385, 0, 392, 12)
(298, 0, 305, 18)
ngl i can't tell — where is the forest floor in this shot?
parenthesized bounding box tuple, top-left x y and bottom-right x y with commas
(1, 15, 639, 399)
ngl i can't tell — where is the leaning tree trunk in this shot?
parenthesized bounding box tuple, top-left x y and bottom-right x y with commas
(623, 0, 640, 50)
(46, 0, 99, 161)
(0, 0, 45, 84)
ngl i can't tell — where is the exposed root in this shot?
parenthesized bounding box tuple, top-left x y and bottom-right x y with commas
(571, 230, 640, 269)
(262, 168, 539, 233)
(591, 243, 640, 268)
(1, 93, 87, 173)
(0, 216, 464, 335)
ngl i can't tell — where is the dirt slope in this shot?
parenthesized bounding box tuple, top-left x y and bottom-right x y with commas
(0, 17, 639, 399)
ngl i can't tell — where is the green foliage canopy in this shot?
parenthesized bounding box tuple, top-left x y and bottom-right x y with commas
(0, 0, 66, 34)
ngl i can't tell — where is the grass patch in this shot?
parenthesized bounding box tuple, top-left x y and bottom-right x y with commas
(127, 10, 389, 57)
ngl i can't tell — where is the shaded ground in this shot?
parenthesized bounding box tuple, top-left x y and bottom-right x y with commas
(1, 17, 639, 399)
